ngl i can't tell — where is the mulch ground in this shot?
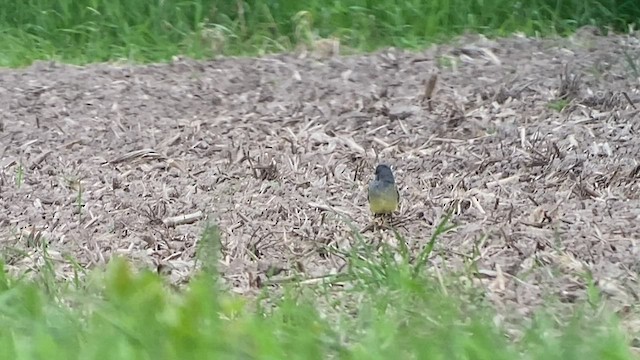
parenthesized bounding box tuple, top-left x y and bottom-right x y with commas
(1, 27, 639, 335)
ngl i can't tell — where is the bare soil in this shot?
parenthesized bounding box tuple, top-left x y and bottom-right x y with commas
(1, 30, 640, 331)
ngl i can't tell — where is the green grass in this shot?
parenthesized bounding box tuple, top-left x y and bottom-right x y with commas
(1, 0, 639, 67)
(548, 98, 570, 111)
(0, 223, 635, 359)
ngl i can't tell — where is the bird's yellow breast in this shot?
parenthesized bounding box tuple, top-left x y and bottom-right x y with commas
(368, 185, 399, 214)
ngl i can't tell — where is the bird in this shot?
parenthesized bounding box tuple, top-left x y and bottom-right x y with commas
(367, 164, 400, 215)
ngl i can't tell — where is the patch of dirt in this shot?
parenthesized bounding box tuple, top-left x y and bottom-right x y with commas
(1, 29, 640, 333)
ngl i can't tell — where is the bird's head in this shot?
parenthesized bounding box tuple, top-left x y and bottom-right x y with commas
(374, 164, 395, 183)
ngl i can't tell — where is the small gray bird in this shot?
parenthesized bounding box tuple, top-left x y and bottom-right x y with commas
(367, 164, 400, 215)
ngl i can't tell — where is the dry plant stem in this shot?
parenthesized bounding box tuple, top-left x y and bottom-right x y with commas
(163, 211, 203, 227)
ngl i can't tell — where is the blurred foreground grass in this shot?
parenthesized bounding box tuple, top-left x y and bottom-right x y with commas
(0, 0, 639, 66)
(0, 223, 635, 359)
